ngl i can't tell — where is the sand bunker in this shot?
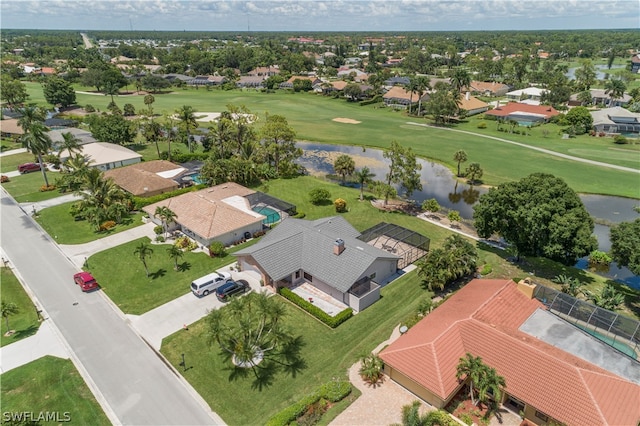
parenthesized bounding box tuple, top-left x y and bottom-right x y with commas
(171, 112, 256, 123)
(332, 117, 361, 124)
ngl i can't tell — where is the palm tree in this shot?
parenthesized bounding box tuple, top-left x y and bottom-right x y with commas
(59, 131, 82, 160)
(167, 245, 184, 271)
(154, 206, 178, 239)
(358, 353, 384, 385)
(355, 167, 376, 201)
(456, 353, 485, 405)
(21, 122, 53, 186)
(414, 76, 431, 116)
(103, 81, 120, 105)
(450, 68, 471, 93)
(398, 401, 429, 426)
(143, 94, 155, 115)
(604, 78, 626, 106)
(476, 367, 506, 409)
(17, 105, 45, 131)
(75, 169, 128, 231)
(333, 154, 355, 184)
(175, 105, 197, 152)
(134, 242, 153, 277)
(453, 149, 467, 177)
(1, 301, 19, 334)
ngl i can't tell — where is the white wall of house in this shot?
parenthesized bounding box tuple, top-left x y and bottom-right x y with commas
(203, 222, 264, 247)
(361, 258, 398, 287)
(348, 283, 380, 312)
(95, 157, 141, 171)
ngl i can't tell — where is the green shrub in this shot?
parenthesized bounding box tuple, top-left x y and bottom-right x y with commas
(292, 211, 306, 219)
(359, 95, 382, 106)
(477, 121, 487, 129)
(158, 151, 209, 163)
(153, 225, 163, 235)
(99, 220, 116, 231)
(175, 236, 197, 251)
(334, 198, 347, 213)
(480, 264, 492, 275)
(85, 104, 95, 112)
(155, 235, 165, 242)
(208, 241, 226, 257)
(613, 135, 628, 144)
(309, 188, 331, 205)
(588, 250, 612, 265)
(278, 287, 353, 328)
(460, 413, 474, 425)
(266, 381, 351, 426)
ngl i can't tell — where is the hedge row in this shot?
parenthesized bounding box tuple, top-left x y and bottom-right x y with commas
(159, 151, 209, 163)
(278, 287, 353, 328)
(359, 95, 382, 106)
(265, 381, 351, 426)
(132, 185, 205, 210)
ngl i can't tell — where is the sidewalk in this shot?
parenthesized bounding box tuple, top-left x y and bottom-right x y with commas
(60, 222, 157, 268)
(0, 320, 70, 373)
(0, 148, 27, 157)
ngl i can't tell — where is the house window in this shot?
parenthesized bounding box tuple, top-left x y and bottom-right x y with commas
(303, 272, 313, 282)
(369, 272, 376, 279)
(534, 411, 549, 422)
(295, 271, 300, 279)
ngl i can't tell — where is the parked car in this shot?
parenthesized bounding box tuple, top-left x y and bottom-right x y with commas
(18, 162, 42, 174)
(190, 271, 232, 297)
(73, 271, 99, 292)
(216, 280, 250, 302)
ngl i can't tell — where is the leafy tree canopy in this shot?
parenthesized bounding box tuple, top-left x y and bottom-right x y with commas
(43, 76, 76, 108)
(473, 173, 597, 264)
(610, 218, 640, 275)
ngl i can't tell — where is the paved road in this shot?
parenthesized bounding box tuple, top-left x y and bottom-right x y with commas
(406, 121, 640, 174)
(1, 190, 219, 425)
(80, 33, 92, 49)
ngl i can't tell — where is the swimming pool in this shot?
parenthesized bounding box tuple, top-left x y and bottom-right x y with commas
(252, 205, 281, 225)
(577, 324, 637, 360)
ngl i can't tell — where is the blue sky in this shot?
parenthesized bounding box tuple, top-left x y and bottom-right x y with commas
(2, 0, 638, 32)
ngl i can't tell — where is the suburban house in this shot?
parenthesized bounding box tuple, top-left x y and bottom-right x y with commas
(465, 81, 510, 97)
(383, 86, 428, 109)
(59, 142, 141, 171)
(591, 107, 640, 136)
(48, 127, 96, 148)
(142, 182, 269, 247)
(162, 73, 194, 84)
(279, 76, 322, 89)
(0, 119, 24, 136)
(190, 75, 226, 86)
(234, 216, 401, 312)
(589, 88, 632, 107)
(236, 76, 266, 88)
(505, 87, 546, 105)
(103, 160, 187, 197)
(380, 279, 640, 426)
(247, 66, 280, 77)
(484, 102, 559, 123)
(457, 93, 489, 116)
(631, 53, 640, 74)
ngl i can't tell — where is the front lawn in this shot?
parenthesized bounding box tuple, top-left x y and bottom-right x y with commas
(0, 171, 66, 203)
(0, 151, 36, 173)
(161, 270, 430, 425)
(88, 237, 259, 315)
(1, 267, 40, 347)
(0, 356, 110, 426)
(36, 202, 145, 244)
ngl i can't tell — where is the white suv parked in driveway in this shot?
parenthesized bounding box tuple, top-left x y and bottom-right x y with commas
(190, 271, 232, 297)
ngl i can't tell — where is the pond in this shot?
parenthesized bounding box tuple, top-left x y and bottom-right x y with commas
(295, 141, 640, 289)
(565, 64, 625, 81)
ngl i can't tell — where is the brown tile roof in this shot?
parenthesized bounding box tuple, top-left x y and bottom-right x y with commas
(458, 95, 489, 111)
(380, 279, 640, 426)
(484, 102, 560, 119)
(103, 160, 181, 196)
(142, 183, 262, 240)
(0, 118, 25, 135)
(467, 80, 509, 94)
(383, 86, 422, 102)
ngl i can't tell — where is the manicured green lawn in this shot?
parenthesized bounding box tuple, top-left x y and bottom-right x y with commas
(0, 171, 67, 203)
(161, 270, 430, 425)
(22, 82, 640, 198)
(88, 237, 259, 315)
(0, 152, 35, 173)
(0, 356, 110, 426)
(0, 267, 40, 347)
(36, 201, 145, 245)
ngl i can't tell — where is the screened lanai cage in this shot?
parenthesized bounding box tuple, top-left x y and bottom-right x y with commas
(357, 222, 430, 269)
(244, 191, 297, 225)
(534, 285, 640, 360)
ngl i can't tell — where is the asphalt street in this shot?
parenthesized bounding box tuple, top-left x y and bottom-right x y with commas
(0, 189, 219, 425)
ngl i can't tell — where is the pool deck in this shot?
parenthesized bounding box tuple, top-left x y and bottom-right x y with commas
(291, 282, 348, 316)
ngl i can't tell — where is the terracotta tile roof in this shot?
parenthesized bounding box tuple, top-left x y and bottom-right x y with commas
(484, 102, 559, 119)
(0, 118, 25, 135)
(458, 95, 489, 111)
(466, 81, 509, 94)
(379, 279, 640, 426)
(142, 183, 261, 240)
(383, 86, 425, 102)
(104, 160, 182, 196)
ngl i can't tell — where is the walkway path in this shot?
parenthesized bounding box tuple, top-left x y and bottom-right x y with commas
(0, 321, 69, 373)
(0, 148, 27, 157)
(406, 121, 640, 174)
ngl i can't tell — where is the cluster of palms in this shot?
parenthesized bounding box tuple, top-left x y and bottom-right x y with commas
(455, 353, 506, 409)
(555, 275, 625, 311)
(132, 241, 185, 277)
(17, 106, 53, 187)
(417, 234, 477, 292)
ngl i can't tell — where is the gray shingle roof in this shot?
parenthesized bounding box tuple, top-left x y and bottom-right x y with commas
(235, 216, 398, 292)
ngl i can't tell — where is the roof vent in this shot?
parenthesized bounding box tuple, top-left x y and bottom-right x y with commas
(334, 239, 345, 256)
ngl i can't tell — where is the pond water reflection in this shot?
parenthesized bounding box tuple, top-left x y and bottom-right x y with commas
(295, 141, 640, 289)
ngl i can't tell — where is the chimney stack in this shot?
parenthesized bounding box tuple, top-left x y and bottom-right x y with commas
(466, 92, 470, 101)
(334, 239, 345, 255)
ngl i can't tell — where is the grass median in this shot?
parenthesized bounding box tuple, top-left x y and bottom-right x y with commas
(1, 267, 41, 347)
(0, 356, 110, 425)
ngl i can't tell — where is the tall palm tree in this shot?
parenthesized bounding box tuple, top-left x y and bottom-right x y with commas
(1, 301, 19, 333)
(154, 206, 178, 239)
(75, 169, 128, 231)
(167, 245, 184, 271)
(455, 353, 485, 405)
(604, 78, 626, 106)
(476, 367, 506, 409)
(414, 76, 431, 116)
(59, 131, 82, 160)
(175, 105, 197, 152)
(103, 81, 120, 105)
(450, 68, 471, 93)
(355, 167, 375, 201)
(134, 242, 153, 277)
(453, 149, 468, 177)
(21, 122, 53, 186)
(17, 105, 46, 131)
